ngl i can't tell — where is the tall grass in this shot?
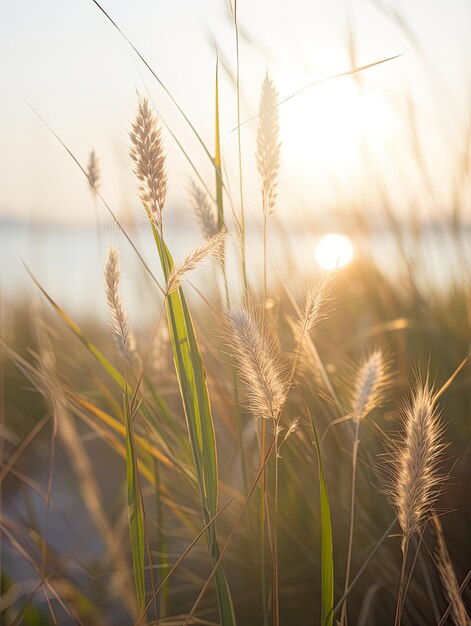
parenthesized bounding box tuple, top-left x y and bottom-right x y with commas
(1, 7, 471, 625)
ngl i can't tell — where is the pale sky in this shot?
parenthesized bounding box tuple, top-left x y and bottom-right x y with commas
(1, 0, 470, 227)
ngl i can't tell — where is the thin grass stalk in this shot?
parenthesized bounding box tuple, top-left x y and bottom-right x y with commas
(257, 73, 280, 306)
(388, 381, 446, 626)
(340, 350, 388, 626)
(394, 536, 410, 626)
(105, 249, 147, 614)
(134, 499, 235, 626)
(273, 429, 281, 626)
(233, 0, 248, 294)
(227, 306, 290, 626)
(214, 60, 231, 308)
(432, 514, 470, 626)
(260, 413, 269, 626)
(340, 418, 360, 626)
(183, 436, 277, 626)
(309, 408, 334, 626)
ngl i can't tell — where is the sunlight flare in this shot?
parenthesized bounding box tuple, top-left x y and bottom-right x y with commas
(315, 233, 354, 270)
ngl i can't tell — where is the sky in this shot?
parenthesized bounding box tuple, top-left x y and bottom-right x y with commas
(1, 0, 470, 228)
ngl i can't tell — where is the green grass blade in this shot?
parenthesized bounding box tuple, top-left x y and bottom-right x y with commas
(26, 266, 184, 458)
(124, 391, 146, 612)
(150, 222, 236, 625)
(309, 413, 334, 626)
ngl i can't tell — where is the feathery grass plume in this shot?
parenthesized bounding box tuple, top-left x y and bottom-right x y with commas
(339, 348, 390, 626)
(87, 149, 100, 195)
(351, 349, 390, 421)
(190, 180, 218, 239)
(432, 514, 471, 626)
(104, 247, 130, 349)
(166, 230, 226, 294)
(129, 96, 167, 231)
(389, 382, 446, 546)
(226, 306, 289, 422)
(257, 72, 280, 217)
(297, 275, 334, 344)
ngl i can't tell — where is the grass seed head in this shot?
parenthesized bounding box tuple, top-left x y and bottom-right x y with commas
(129, 96, 167, 230)
(257, 72, 281, 217)
(227, 306, 289, 422)
(387, 381, 446, 548)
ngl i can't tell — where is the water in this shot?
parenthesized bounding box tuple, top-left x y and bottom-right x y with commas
(1, 220, 470, 322)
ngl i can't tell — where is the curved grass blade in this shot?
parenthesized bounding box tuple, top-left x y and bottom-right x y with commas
(124, 388, 146, 612)
(70, 394, 176, 469)
(149, 219, 236, 626)
(25, 265, 183, 463)
(308, 408, 334, 626)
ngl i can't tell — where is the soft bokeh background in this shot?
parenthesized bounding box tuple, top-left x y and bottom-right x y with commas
(1, 0, 471, 316)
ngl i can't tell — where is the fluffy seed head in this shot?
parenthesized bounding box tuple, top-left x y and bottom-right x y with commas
(351, 349, 389, 420)
(297, 275, 334, 341)
(166, 230, 226, 294)
(227, 307, 289, 421)
(104, 247, 130, 348)
(190, 181, 218, 239)
(256, 72, 280, 217)
(87, 149, 100, 195)
(129, 97, 167, 230)
(388, 383, 446, 547)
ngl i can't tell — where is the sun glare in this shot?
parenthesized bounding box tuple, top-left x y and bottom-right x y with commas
(280, 77, 398, 186)
(315, 233, 354, 270)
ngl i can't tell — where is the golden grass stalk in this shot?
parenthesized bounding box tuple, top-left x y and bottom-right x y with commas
(432, 514, 471, 626)
(340, 348, 390, 626)
(227, 306, 289, 422)
(104, 247, 130, 349)
(166, 230, 226, 295)
(130, 96, 167, 232)
(387, 381, 446, 626)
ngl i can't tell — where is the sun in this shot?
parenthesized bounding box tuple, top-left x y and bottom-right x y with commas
(315, 233, 354, 270)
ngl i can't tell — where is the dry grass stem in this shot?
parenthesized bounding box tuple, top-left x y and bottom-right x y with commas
(432, 514, 471, 626)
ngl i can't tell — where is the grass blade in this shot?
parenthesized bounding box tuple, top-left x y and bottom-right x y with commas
(308, 409, 334, 626)
(124, 389, 146, 612)
(149, 219, 236, 625)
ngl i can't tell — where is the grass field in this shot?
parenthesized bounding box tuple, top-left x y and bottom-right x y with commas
(1, 2, 471, 625)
